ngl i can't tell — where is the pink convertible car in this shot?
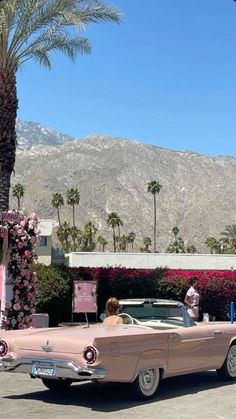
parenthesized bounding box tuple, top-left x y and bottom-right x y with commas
(1, 298, 236, 400)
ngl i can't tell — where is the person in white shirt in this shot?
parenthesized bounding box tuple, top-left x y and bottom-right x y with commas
(184, 276, 200, 321)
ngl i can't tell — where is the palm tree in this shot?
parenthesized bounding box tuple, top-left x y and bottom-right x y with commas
(172, 226, 179, 239)
(97, 235, 108, 252)
(116, 214, 123, 251)
(66, 188, 80, 227)
(147, 180, 162, 253)
(57, 221, 71, 252)
(80, 221, 97, 252)
(220, 225, 236, 250)
(12, 182, 24, 211)
(142, 236, 152, 253)
(205, 237, 221, 254)
(51, 193, 64, 226)
(119, 234, 128, 252)
(127, 231, 136, 252)
(107, 212, 120, 252)
(166, 237, 185, 253)
(186, 244, 197, 254)
(0, 1, 121, 212)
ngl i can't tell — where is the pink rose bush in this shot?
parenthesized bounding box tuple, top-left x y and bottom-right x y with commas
(1, 211, 40, 330)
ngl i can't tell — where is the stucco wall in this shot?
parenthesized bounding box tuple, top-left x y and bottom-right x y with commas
(65, 252, 236, 270)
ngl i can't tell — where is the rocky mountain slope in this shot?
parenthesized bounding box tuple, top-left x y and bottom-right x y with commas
(11, 120, 236, 253)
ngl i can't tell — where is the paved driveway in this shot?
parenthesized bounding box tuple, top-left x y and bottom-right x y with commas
(0, 371, 236, 419)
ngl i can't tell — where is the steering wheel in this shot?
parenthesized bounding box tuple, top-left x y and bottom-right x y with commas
(118, 313, 134, 325)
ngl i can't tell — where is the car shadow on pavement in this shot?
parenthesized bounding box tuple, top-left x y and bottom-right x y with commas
(4, 371, 236, 412)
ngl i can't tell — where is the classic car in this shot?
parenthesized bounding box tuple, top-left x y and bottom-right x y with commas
(1, 298, 236, 400)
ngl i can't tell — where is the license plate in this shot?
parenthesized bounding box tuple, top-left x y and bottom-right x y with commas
(32, 364, 56, 377)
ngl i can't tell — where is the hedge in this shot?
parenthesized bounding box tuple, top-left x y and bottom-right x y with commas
(33, 265, 236, 326)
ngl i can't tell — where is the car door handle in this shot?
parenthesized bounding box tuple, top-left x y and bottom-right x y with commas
(214, 330, 223, 336)
(169, 332, 181, 341)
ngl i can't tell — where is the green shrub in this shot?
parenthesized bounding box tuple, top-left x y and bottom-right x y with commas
(34, 264, 70, 326)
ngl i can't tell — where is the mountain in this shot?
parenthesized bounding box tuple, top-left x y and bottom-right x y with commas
(11, 119, 236, 253)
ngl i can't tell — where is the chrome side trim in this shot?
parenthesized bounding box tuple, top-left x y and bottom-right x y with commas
(0, 356, 106, 380)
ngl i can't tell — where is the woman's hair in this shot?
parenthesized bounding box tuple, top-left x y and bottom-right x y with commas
(105, 297, 119, 315)
(189, 276, 198, 286)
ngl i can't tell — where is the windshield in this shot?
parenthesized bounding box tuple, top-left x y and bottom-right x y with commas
(120, 303, 183, 321)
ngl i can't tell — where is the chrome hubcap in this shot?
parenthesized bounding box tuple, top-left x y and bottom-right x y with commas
(139, 368, 159, 396)
(227, 346, 236, 377)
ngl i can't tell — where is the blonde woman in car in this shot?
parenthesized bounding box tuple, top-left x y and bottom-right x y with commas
(103, 297, 123, 324)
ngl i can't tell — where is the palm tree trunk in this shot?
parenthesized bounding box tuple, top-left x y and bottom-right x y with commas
(153, 194, 157, 252)
(0, 67, 18, 212)
(57, 208, 61, 226)
(72, 205, 75, 227)
(112, 227, 116, 252)
(17, 197, 20, 211)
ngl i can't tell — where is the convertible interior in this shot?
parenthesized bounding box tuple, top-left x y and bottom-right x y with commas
(118, 301, 195, 329)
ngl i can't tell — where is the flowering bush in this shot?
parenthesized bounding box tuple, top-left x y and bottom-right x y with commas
(159, 269, 236, 320)
(1, 212, 40, 330)
(31, 265, 236, 325)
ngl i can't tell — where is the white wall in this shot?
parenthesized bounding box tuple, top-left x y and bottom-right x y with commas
(65, 252, 236, 270)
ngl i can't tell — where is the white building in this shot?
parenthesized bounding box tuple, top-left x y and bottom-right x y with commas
(37, 219, 58, 265)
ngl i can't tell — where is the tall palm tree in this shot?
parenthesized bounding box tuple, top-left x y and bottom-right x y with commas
(66, 187, 80, 227)
(12, 182, 24, 211)
(51, 192, 64, 226)
(107, 211, 120, 252)
(116, 214, 123, 251)
(0, 1, 121, 212)
(147, 180, 162, 253)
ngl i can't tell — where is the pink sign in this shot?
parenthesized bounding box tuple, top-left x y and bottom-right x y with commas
(73, 281, 97, 313)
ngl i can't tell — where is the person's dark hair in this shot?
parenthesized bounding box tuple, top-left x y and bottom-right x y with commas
(189, 276, 198, 286)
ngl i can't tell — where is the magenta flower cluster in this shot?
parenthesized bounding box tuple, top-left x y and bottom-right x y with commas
(1, 212, 40, 330)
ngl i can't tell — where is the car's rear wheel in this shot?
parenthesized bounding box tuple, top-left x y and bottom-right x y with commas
(217, 344, 236, 380)
(130, 368, 160, 400)
(41, 378, 72, 391)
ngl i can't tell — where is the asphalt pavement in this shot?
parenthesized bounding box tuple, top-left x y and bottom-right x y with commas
(0, 370, 236, 418)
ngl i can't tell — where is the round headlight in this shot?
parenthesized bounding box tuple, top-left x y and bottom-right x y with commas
(0, 340, 8, 357)
(83, 346, 97, 364)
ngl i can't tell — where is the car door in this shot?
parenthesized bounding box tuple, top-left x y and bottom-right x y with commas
(167, 326, 213, 373)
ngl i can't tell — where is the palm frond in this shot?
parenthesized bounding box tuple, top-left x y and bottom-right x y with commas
(19, 32, 91, 66)
(5, 0, 121, 68)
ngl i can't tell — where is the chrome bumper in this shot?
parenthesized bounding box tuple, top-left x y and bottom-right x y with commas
(0, 356, 106, 381)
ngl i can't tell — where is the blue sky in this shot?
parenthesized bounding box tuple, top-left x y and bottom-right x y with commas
(17, 0, 236, 157)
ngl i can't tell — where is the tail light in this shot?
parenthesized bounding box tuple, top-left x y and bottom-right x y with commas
(0, 340, 8, 357)
(83, 346, 97, 364)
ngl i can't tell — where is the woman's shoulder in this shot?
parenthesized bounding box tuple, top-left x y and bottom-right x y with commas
(103, 315, 122, 325)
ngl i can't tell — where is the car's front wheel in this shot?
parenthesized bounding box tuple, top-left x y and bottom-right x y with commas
(41, 378, 72, 391)
(217, 343, 236, 380)
(129, 368, 160, 400)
